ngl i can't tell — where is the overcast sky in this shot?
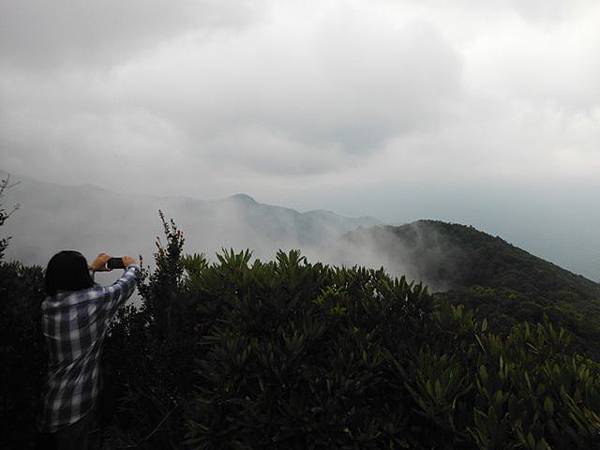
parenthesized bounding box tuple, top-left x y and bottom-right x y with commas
(1, 0, 599, 276)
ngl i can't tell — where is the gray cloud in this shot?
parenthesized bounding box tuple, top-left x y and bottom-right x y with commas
(0, 0, 265, 69)
(0, 3, 463, 181)
(1, 0, 600, 280)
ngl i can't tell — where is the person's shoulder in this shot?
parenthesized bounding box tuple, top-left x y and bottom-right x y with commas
(74, 285, 107, 302)
(44, 286, 107, 308)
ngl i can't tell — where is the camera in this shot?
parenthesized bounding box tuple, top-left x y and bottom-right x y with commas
(106, 257, 125, 270)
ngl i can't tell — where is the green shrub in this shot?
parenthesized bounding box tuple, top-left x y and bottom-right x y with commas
(3, 211, 600, 449)
(105, 217, 600, 449)
(179, 250, 600, 449)
(0, 261, 46, 449)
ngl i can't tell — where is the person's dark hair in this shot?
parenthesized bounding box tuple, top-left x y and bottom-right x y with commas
(45, 250, 94, 296)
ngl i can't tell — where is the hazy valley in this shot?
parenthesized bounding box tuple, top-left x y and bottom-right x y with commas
(4, 173, 600, 448)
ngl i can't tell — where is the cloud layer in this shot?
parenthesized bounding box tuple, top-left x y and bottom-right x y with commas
(1, 1, 599, 279)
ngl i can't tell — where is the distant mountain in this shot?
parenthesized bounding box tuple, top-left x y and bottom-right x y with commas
(343, 220, 600, 295)
(1, 174, 379, 268)
(342, 220, 600, 356)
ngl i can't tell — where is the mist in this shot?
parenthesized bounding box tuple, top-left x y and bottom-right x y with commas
(1, 1, 599, 282)
(3, 174, 597, 293)
(1, 173, 464, 290)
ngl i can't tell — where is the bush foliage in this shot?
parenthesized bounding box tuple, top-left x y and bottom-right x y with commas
(2, 211, 600, 449)
(345, 221, 600, 359)
(0, 261, 45, 448)
(104, 217, 600, 449)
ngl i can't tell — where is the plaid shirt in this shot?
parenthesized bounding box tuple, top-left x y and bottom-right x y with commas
(40, 265, 140, 432)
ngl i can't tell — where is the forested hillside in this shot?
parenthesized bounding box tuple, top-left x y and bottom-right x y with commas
(344, 221, 600, 358)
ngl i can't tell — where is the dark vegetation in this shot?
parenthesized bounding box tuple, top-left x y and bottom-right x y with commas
(1, 177, 46, 446)
(345, 221, 600, 358)
(2, 182, 600, 448)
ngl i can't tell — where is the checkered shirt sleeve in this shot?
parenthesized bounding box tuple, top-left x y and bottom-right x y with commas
(40, 265, 140, 432)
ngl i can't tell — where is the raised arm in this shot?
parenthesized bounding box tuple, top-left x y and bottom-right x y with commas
(93, 255, 140, 318)
(110, 263, 139, 295)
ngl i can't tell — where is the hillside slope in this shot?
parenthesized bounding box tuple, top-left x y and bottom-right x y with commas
(344, 220, 600, 355)
(345, 220, 600, 297)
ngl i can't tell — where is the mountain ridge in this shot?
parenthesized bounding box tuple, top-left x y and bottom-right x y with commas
(342, 219, 600, 357)
(0, 173, 380, 268)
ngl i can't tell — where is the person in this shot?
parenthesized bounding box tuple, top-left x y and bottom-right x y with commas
(36, 251, 140, 450)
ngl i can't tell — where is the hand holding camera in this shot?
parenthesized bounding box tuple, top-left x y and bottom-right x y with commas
(89, 253, 137, 272)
